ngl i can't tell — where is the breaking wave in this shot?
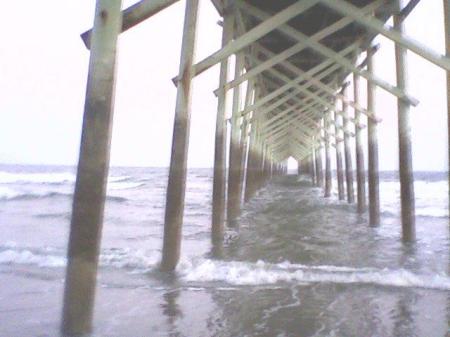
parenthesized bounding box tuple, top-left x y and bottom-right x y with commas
(0, 188, 127, 202)
(1, 247, 449, 291)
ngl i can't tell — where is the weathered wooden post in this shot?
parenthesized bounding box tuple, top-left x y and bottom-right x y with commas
(334, 100, 345, 200)
(353, 71, 367, 212)
(244, 116, 259, 202)
(342, 85, 355, 203)
(237, 81, 254, 205)
(62, 0, 122, 334)
(161, 0, 200, 271)
(212, 8, 233, 242)
(394, 0, 415, 241)
(444, 0, 450, 211)
(367, 47, 380, 226)
(297, 160, 302, 175)
(324, 115, 332, 197)
(227, 52, 244, 222)
(310, 150, 316, 185)
(314, 141, 324, 187)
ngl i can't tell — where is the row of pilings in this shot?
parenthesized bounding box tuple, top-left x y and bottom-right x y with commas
(60, 0, 450, 335)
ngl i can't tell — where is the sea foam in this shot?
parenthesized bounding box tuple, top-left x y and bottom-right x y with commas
(2, 247, 449, 291)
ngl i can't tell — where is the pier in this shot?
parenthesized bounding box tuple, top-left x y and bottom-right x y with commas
(62, 0, 450, 335)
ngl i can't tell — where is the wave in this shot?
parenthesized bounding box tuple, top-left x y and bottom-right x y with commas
(179, 259, 450, 290)
(0, 171, 133, 185)
(0, 171, 75, 184)
(1, 247, 449, 291)
(0, 189, 127, 202)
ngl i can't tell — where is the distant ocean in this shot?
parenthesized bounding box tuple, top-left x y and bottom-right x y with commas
(0, 164, 448, 337)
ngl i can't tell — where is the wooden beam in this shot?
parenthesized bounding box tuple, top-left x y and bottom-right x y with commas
(320, 0, 450, 71)
(221, 0, 385, 94)
(239, 1, 419, 106)
(173, 0, 321, 83)
(81, 0, 180, 49)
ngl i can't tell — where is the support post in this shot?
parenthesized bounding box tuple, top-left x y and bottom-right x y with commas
(62, 0, 122, 334)
(161, 0, 199, 271)
(212, 10, 233, 242)
(237, 82, 254, 206)
(244, 116, 259, 201)
(315, 141, 324, 187)
(342, 85, 355, 203)
(334, 100, 345, 200)
(367, 47, 381, 226)
(227, 53, 244, 222)
(310, 150, 317, 185)
(394, 1, 415, 241)
(324, 115, 332, 197)
(353, 71, 367, 212)
(444, 0, 450, 211)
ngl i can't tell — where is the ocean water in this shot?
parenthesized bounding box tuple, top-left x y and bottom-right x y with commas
(0, 164, 448, 337)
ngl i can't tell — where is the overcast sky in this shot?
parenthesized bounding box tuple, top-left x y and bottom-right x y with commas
(0, 0, 447, 171)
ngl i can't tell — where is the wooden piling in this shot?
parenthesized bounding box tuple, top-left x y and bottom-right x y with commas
(227, 53, 244, 222)
(160, 0, 199, 271)
(394, 3, 416, 241)
(444, 0, 450, 211)
(334, 102, 345, 200)
(62, 0, 122, 334)
(237, 81, 254, 206)
(342, 85, 355, 203)
(353, 72, 367, 212)
(212, 10, 233, 242)
(244, 117, 259, 202)
(314, 141, 324, 187)
(324, 115, 332, 197)
(310, 150, 317, 185)
(367, 47, 381, 226)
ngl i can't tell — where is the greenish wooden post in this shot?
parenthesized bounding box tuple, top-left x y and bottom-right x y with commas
(394, 1, 415, 241)
(161, 0, 200, 271)
(62, 0, 122, 335)
(212, 9, 233, 242)
(367, 47, 381, 226)
(227, 52, 244, 222)
(324, 115, 332, 197)
(353, 72, 367, 212)
(342, 85, 355, 203)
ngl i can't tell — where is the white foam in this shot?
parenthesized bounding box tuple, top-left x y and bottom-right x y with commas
(2, 248, 448, 291)
(0, 186, 21, 200)
(179, 259, 450, 290)
(0, 249, 66, 267)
